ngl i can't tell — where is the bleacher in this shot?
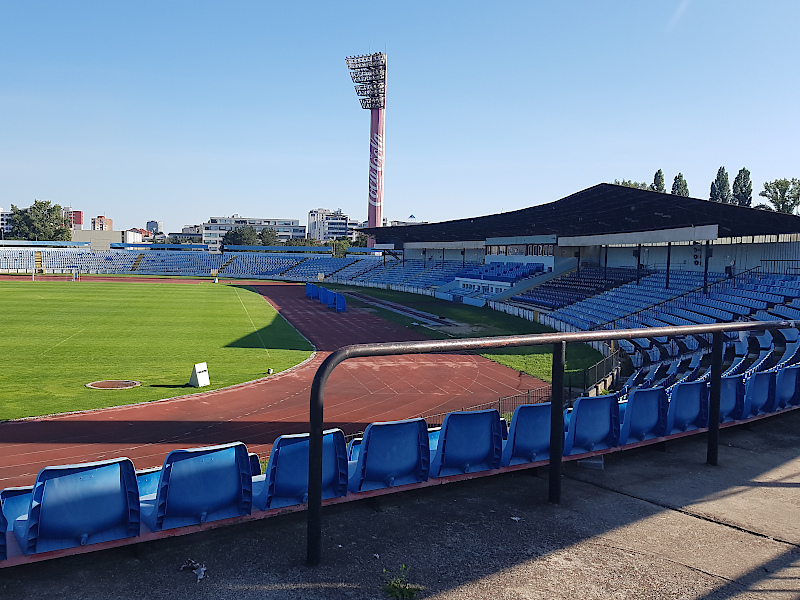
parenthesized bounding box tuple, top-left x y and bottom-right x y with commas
(512, 267, 640, 309)
(456, 261, 544, 284)
(3, 360, 799, 566)
(0, 249, 35, 271)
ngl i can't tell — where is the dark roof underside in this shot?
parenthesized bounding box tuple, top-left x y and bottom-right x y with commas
(365, 183, 800, 244)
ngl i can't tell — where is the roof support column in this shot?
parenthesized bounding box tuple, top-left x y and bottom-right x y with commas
(665, 242, 672, 289)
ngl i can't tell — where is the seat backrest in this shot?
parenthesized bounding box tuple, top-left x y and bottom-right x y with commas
(501, 403, 552, 467)
(563, 394, 620, 456)
(744, 370, 776, 416)
(720, 375, 744, 422)
(619, 387, 668, 445)
(348, 418, 429, 493)
(22, 458, 139, 554)
(667, 380, 708, 434)
(262, 429, 347, 509)
(153, 442, 251, 531)
(430, 410, 502, 477)
(775, 365, 800, 408)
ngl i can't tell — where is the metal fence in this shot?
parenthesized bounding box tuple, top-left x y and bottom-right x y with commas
(305, 318, 800, 565)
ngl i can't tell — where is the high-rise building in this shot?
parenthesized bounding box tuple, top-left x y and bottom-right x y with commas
(308, 208, 361, 242)
(201, 215, 306, 252)
(91, 215, 113, 231)
(146, 220, 163, 235)
(63, 209, 84, 230)
(0, 207, 11, 237)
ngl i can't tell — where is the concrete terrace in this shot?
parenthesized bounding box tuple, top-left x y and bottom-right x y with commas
(1, 410, 798, 599)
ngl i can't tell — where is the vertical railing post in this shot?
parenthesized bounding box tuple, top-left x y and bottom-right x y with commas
(707, 331, 723, 466)
(549, 341, 566, 504)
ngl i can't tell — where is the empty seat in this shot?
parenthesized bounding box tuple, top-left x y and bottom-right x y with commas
(429, 410, 503, 477)
(248, 452, 262, 476)
(501, 403, 552, 467)
(743, 370, 776, 417)
(2, 458, 139, 555)
(139, 442, 252, 531)
(347, 418, 430, 493)
(667, 380, 709, 434)
(563, 394, 621, 455)
(775, 365, 800, 409)
(0, 499, 5, 561)
(618, 387, 669, 445)
(720, 375, 744, 423)
(252, 429, 347, 510)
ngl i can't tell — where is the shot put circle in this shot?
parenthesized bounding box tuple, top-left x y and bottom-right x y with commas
(85, 380, 142, 390)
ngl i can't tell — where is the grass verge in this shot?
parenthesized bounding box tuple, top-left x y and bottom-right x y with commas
(326, 284, 602, 382)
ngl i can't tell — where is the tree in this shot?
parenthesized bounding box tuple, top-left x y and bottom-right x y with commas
(352, 232, 368, 247)
(755, 178, 800, 214)
(221, 225, 259, 247)
(671, 173, 690, 197)
(650, 169, 666, 193)
(709, 166, 731, 203)
(9, 200, 71, 241)
(331, 237, 351, 258)
(732, 168, 753, 207)
(613, 178, 649, 190)
(284, 237, 319, 246)
(259, 227, 280, 246)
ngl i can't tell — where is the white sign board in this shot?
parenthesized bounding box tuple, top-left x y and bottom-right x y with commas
(189, 362, 210, 387)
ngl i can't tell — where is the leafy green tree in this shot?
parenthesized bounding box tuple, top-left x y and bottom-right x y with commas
(732, 168, 753, 207)
(671, 173, 690, 197)
(331, 237, 351, 258)
(755, 178, 800, 214)
(710, 167, 731, 203)
(650, 169, 666, 193)
(9, 200, 71, 241)
(613, 179, 649, 190)
(222, 225, 259, 247)
(352, 232, 368, 247)
(259, 227, 280, 246)
(284, 237, 319, 246)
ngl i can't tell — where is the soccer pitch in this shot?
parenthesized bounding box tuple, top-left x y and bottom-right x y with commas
(0, 281, 313, 420)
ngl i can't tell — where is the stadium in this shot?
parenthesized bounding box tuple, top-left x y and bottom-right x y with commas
(2, 181, 800, 586)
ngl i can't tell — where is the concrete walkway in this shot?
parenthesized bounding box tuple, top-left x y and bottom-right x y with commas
(2, 410, 798, 599)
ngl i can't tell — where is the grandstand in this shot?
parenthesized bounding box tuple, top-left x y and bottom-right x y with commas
(5, 182, 800, 569)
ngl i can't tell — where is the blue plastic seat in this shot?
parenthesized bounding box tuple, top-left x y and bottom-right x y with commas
(139, 442, 252, 532)
(501, 403, 552, 467)
(0, 496, 6, 561)
(429, 410, 503, 477)
(252, 429, 347, 510)
(667, 380, 709, 434)
(775, 365, 800, 408)
(720, 374, 744, 422)
(619, 387, 668, 445)
(347, 418, 430, 493)
(248, 452, 262, 476)
(743, 370, 776, 417)
(563, 394, 620, 456)
(347, 437, 363, 461)
(1, 458, 139, 555)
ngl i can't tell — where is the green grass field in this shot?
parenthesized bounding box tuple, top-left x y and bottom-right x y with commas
(327, 285, 603, 382)
(0, 281, 312, 420)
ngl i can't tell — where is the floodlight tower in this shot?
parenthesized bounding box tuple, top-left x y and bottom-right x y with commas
(345, 52, 387, 247)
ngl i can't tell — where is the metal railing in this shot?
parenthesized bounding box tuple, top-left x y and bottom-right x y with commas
(305, 318, 800, 565)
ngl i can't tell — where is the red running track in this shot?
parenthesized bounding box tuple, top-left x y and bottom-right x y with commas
(0, 281, 544, 488)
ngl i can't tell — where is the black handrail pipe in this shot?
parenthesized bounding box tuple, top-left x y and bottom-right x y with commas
(307, 318, 799, 565)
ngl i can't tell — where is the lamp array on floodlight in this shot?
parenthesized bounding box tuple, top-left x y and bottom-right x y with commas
(345, 53, 387, 109)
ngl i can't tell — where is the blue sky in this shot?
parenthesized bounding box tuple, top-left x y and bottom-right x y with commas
(1, 1, 798, 234)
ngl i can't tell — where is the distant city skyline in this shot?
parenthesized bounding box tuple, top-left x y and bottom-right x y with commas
(1, 2, 798, 234)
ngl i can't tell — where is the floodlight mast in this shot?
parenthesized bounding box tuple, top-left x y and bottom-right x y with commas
(345, 53, 387, 247)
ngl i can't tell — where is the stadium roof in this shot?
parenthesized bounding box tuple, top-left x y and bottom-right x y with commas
(364, 184, 800, 244)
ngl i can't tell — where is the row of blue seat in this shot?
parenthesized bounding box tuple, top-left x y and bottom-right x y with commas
(5, 363, 800, 562)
